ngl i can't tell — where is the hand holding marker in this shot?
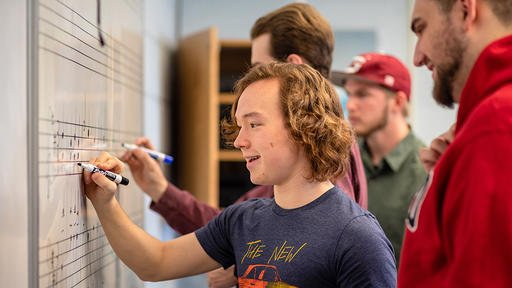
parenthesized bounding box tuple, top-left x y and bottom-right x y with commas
(122, 143, 174, 164)
(77, 163, 129, 185)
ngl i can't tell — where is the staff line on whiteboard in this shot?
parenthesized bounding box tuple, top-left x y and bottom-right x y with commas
(40, 1, 142, 66)
(39, 234, 107, 265)
(69, 258, 117, 288)
(38, 22, 142, 83)
(39, 30, 142, 85)
(39, 132, 127, 145)
(39, 242, 112, 280)
(43, 253, 115, 288)
(39, 131, 130, 142)
(39, 46, 142, 94)
(38, 212, 143, 250)
(54, 0, 141, 60)
(39, 118, 139, 135)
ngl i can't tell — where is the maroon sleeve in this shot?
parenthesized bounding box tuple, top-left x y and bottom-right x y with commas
(350, 141, 368, 209)
(150, 182, 221, 235)
(332, 141, 368, 209)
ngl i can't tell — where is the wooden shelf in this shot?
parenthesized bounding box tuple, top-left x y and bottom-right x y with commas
(219, 93, 236, 105)
(178, 27, 251, 207)
(219, 150, 244, 162)
(220, 40, 252, 48)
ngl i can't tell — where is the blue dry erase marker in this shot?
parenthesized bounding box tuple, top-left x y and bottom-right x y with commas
(122, 143, 174, 164)
(77, 162, 129, 185)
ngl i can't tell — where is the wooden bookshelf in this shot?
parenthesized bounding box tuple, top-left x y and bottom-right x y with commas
(219, 150, 244, 162)
(177, 27, 253, 208)
(219, 92, 236, 105)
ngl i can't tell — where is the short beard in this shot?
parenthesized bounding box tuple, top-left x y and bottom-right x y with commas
(357, 102, 389, 137)
(433, 24, 467, 108)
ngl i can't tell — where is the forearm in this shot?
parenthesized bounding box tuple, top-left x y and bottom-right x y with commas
(84, 152, 220, 280)
(95, 199, 165, 280)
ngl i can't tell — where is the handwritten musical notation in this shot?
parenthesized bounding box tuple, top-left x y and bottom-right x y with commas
(37, 0, 144, 287)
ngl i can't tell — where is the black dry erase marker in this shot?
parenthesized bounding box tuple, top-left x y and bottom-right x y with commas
(77, 163, 129, 185)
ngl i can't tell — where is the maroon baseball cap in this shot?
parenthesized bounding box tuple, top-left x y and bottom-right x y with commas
(331, 53, 411, 101)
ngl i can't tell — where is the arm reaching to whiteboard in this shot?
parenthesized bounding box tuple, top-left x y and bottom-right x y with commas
(119, 138, 169, 202)
(120, 137, 222, 235)
(83, 152, 221, 281)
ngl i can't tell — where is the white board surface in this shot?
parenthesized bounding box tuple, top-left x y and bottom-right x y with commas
(36, 0, 144, 287)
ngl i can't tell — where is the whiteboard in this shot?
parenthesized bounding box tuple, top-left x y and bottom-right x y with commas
(34, 0, 145, 287)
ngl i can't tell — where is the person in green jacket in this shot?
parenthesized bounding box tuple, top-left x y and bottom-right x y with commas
(331, 52, 427, 262)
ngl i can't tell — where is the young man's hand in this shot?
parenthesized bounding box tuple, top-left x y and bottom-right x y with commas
(120, 137, 168, 202)
(83, 152, 124, 210)
(207, 266, 237, 288)
(419, 123, 456, 172)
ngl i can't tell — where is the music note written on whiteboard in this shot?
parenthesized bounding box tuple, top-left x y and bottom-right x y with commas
(37, 0, 145, 286)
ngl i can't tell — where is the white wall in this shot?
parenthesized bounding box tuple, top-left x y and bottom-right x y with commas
(144, 1, 207, 287)
(143, 0, 176, 241)
(180, 0, 458, 144)
(180, 0, 289, 39)
(179, 0, 409, 66)
(0, 0, 28, 286)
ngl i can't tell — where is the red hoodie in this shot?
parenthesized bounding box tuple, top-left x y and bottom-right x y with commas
(399, 35, 512, 287)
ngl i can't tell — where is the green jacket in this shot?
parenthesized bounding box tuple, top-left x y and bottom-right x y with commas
(360, 130, 427, 263)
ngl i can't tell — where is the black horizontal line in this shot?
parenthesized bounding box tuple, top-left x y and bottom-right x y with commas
(41, 1, 142, 67)
(39, 132, 126, 144)
(39, 172, 82, 177)
(39, 45, 108, 80)
(41, 252, 115, 287)
(38, 16, 142, 80)
(39, 234, 106, 264)
(39, 225, 103, 249)
(39, 147, 122, 152)
(39, 131, 95, 140)
(55, 0, 141, 60)
(39, 242, 111, 279)
(39, 118, 139, 135)
(55, 0, 141, 61)
(39, 160, 87, 164)
(70, 258, 116, 288)
(39, 28, 142, 84)
(39, 16, 109, 59)
(38, 213, 143, 249)
(39, 30, 108, 69)
(39, 46, 142, 94)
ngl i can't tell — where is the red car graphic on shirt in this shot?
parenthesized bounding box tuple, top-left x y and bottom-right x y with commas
(238, 264, 298, 288)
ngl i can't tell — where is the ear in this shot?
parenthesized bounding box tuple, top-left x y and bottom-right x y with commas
(285, 54, 305, 65)
(391, 91, 408, 113)
(458, 0, 477, 31)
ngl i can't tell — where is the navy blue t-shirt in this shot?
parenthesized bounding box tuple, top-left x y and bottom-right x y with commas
(196, 186, 396, 287)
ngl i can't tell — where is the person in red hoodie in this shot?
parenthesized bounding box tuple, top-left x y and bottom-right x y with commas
(400, 0, 512, 287)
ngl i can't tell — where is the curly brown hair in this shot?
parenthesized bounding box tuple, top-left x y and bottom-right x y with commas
(222, 63, 354, 182)
(250, 3, 334, 78)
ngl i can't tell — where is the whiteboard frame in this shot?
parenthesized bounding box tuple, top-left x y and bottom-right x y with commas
(28, 0, 39, 287)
